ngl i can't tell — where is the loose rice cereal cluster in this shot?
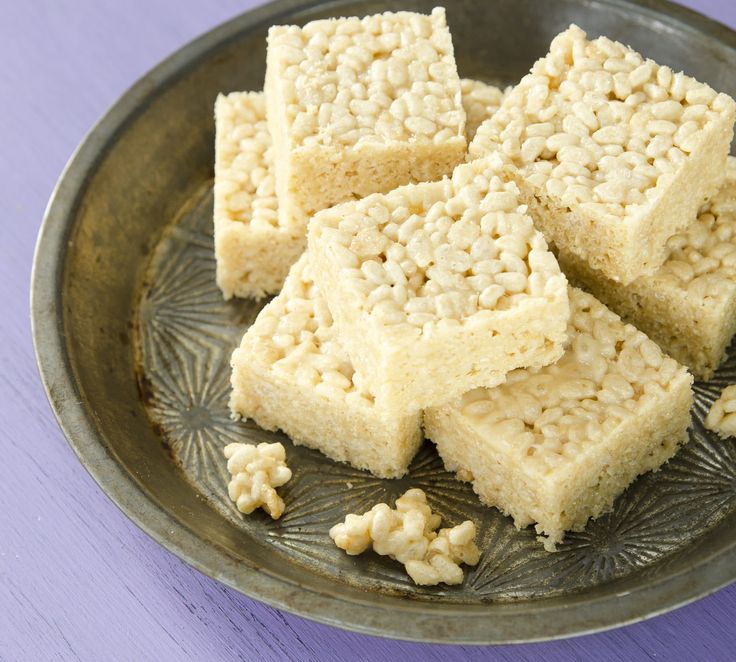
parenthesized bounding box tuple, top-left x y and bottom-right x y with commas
(330, 488, 480, 585)
(705, 385, 736, 439)
(224, 442, 293, 519)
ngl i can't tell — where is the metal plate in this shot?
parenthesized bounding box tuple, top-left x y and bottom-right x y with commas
(31, 0, 736, 644)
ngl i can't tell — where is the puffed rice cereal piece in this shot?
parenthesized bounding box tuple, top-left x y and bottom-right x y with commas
(461, 78, 507, 141)
(705, 385, 736, 438)
(265, 8, 466, 227)
(215, 82, 505, 300)
(230, 255, 422, 479)
(329, 488, 480, 586)
(307, 154, 569, 415)
(470, 25, 736, 285)
(214, 92, 305, 299)
(424, 287, 694, 550)
(224, 442, 292, 519)
(560, 157, 736, 380)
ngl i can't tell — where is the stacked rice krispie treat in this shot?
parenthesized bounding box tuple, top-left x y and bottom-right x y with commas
(214, 92, 306, 299)
(467, 24, 736, 380)
(213, 8, 736, 554)
(470, 25, 736, 284)
(265, 8, 467, 229)
(560, 157, 736, 380)
(306, 155, 570, 414)
(231, 254, 423, 478)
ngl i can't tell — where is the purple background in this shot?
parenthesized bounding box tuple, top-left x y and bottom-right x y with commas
(2, 1, 736, 659)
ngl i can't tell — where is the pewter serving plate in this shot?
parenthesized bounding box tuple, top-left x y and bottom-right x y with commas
(32, 0, 736, 644)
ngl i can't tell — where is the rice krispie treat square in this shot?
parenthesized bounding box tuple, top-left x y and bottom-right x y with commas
(214, 92, 305, 300)
(424, 287, 694, 550)
(560, 157, 736, 380)
(469, 25, 736, 285)
(265, 7, 466, 227)
(230, 255, 423, 479)
(307, 155, 570, 415)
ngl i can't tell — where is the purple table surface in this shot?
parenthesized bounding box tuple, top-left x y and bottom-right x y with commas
(2, 0, 736, 660)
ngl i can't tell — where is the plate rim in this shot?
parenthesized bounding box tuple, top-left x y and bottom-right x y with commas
(30, 0, 736, 644)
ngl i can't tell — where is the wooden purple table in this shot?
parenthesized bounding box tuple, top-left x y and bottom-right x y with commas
(3, 1, 735, 659)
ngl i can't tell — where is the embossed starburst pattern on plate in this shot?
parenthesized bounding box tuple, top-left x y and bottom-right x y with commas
(134, 184, 736, 602)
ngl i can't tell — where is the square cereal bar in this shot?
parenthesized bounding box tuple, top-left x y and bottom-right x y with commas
(214, 82, 504, 300)
(559, 157, 736, 380)
(265, 7, 466, 227)
(214, 92, 305, 299)
(469, 25, 736, 285)
(230, 255, 422, 479)
(307, 155, 570, 415)
(424, 287, 694, 550)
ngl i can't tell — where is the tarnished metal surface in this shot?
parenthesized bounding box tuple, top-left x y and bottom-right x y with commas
(32, 0, 736, 643)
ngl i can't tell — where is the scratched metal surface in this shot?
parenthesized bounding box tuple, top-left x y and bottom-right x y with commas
(6, 0, 736, 659)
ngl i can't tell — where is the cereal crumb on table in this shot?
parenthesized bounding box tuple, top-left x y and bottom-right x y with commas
(329, 488, 480, 586)
(224, 442, 292, 519)
(705, 385, 736, 438)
